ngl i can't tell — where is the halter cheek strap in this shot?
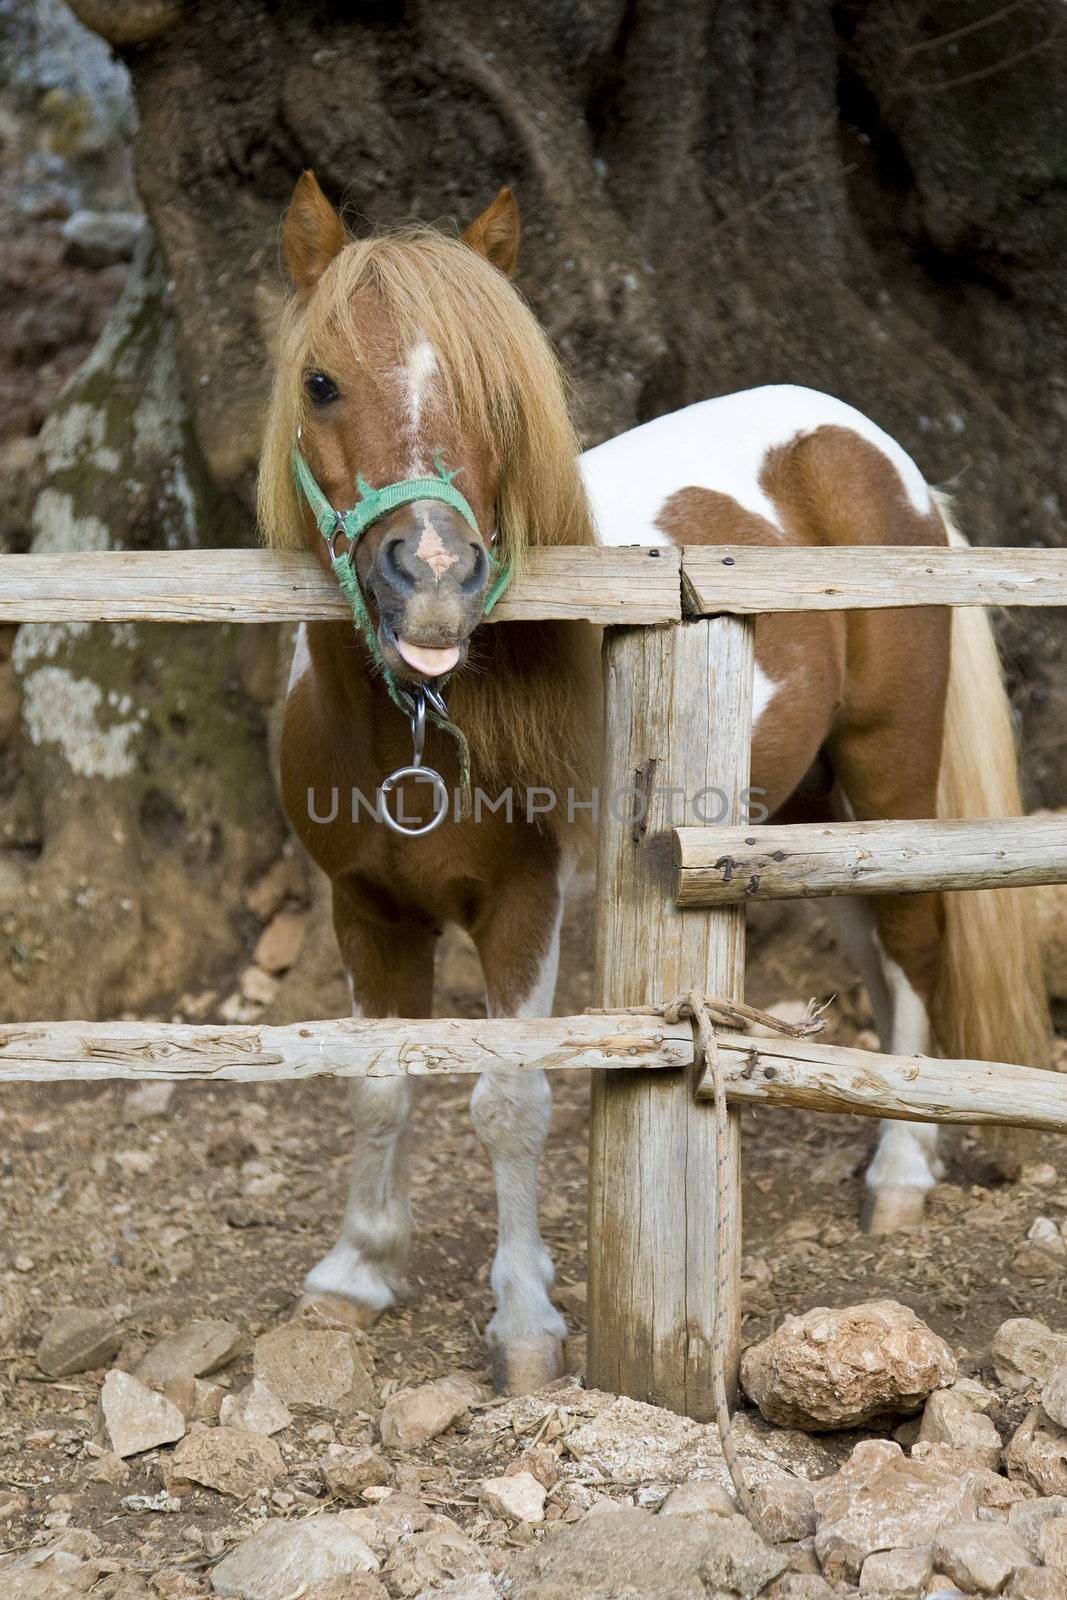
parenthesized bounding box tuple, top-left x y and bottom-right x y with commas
(291, 444, 512, 824)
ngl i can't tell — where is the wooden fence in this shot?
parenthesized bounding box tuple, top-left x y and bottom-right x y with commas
(1, 541, 1065, 1422)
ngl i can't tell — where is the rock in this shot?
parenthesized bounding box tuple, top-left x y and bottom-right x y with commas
(752, 1477, 816, 1542)
(379, 1380, 472, 1449)
(506, 1504, 786, 1600)
(1038, 1519, 1067, 1574)
(246, 855, 306, 922)
(239, 967, 278, 1007)
(123, 1082, 175, 1121)
(858, 1545, 932, 1597)
(479, 1471, 547, 1523)
(932, 1521, 1030, 1595)
(37, 1307, 122, 1377)
(1008, 1495, 1067, 1557)
(1006, 1568, 1067, 1599)
(813, 1438, 980, 1583)
(163, 1376, 226, 1424)
(87, 1450, 130, 1486)
(1007, 1407, 1067, 1495)
(323, 1445, 394, 1502)
(993, 1319, 1067, 1393)
(168, 1424, 282, 1499)
(219, 1380, 291, 1437)
(382, 1529, 489, 1597)
(301, 1583, 386, 1600)
(136, 1320, 244, 1389)
(741, 1300, 956, 1431)
(919, 1388, 1002, 1470)
(764, 1579, 834, 1600)
(210, 1515, 380, 1598)
(301, 1583, 387, 1600)
(660, 1479, 736, 1516)
(0, 1281, 29, 1347)
(60, 209, 145, 267)
(253, 910, 309, 974)
(253, 1322, 374, 1416)
(1043, 1367, 1067, 1429)
(1027, 1217, 1067, 1258)
(98, 1370, 185, 1458)
(508, 1444, 560, 1490)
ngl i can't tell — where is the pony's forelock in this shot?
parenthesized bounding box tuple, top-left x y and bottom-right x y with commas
(257, 226, 595, 564)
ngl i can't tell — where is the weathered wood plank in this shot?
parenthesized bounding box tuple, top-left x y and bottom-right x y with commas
(681, 544, 1067, 614)
(0, 547, 681, 625)
(587, 616, 753, 1419)
(674, 816, 1067, 905)
(0, 1013, 693, 1082)
(700, 1032, 1067, 1132)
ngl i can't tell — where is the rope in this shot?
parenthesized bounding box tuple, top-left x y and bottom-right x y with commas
(588, 991, 828, 1531)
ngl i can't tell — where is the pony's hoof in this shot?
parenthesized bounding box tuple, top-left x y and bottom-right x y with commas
(862, 1183, 927, 1234)
(490, 1335, 565, 1395)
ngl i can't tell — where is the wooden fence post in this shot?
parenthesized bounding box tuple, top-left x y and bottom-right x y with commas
(587, 615, 755, 1419)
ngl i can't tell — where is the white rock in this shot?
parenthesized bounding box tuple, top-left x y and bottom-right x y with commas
(993, 1318, 1067, 1393)
(379, 1378, 473, 1449)
(136, 1318, 244, 1389)
(210, 1514, 380, 1598)
(98, 1369, 185, 1458)
(659, 1479, 736, 1516)
(932, 1520, 1030, 1595)
(219, 1380, 291, 1437)
(479, 1470, 547, 1524)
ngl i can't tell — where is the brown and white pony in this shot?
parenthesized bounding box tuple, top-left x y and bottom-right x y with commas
(259, 173, 1049, 1393)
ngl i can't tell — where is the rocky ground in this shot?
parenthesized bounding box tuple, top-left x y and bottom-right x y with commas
(1, 847, 1067, 1598)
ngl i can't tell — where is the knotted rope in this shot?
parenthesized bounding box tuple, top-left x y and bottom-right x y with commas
(588, 991, 829, 1528)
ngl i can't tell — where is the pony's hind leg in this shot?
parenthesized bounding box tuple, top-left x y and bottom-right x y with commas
(469, 870, 567, 1394)
(825, 893, 944, 1232)
(304, 886, 436, 1322)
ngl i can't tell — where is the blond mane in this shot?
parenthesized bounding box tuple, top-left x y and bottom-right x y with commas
(257, 225, 596, 566)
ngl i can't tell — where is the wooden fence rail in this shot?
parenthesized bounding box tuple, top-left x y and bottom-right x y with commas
(4, 1013, 1067, 1136)
(0, 1014, 692, 1082)
(681, 544, 1067, 614)
(0, 544, 1065, 624)
(674, 816, 1067, 905)
(0, 547, 681, 625)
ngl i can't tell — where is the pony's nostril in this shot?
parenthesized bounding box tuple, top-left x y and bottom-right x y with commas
(461, 542, 489, 596)
(379, 536, 416, 595)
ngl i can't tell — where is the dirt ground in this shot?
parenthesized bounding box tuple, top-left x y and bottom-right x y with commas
(1, 875, 1065, 1581)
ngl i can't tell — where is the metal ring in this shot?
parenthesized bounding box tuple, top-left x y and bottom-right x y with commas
(379, 765, 450, 836)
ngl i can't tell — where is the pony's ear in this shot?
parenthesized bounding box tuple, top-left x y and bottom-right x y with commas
(282, 170, 348, 291)
(462, 186, 520, 276)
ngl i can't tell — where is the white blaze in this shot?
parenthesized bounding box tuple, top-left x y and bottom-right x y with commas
(400, 338, 439, 473)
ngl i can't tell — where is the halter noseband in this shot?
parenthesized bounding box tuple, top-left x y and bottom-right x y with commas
(291, 443, 512, 835)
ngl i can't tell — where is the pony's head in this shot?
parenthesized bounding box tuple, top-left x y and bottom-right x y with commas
(259, 172, 592, 687)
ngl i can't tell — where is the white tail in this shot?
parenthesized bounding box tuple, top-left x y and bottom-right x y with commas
(931, 494, 1051, 1176)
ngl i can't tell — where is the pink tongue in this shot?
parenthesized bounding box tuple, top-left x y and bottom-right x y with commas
(395, 637, 461, 677)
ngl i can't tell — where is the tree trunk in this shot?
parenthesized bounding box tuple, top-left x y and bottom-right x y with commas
(2, 235, 282, 1020)
(107, 0, 1063, 800)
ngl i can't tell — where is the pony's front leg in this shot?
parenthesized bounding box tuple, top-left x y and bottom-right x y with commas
(470, 874, 567, 1394)
(305, 889, 436, 1322)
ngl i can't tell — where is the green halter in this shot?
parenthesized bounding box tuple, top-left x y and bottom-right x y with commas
(292, 444, 512, 811)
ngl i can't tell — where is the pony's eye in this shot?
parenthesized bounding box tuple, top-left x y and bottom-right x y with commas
(305, 370, 339, 406)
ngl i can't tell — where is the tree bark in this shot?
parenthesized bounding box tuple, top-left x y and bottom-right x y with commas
(2, 237, 281, 1020)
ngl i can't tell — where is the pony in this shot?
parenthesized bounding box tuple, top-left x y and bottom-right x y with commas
(259, 172, 1050, 1394)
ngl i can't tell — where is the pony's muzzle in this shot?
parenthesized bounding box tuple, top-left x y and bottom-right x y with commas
(367, 502, 490, 682)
